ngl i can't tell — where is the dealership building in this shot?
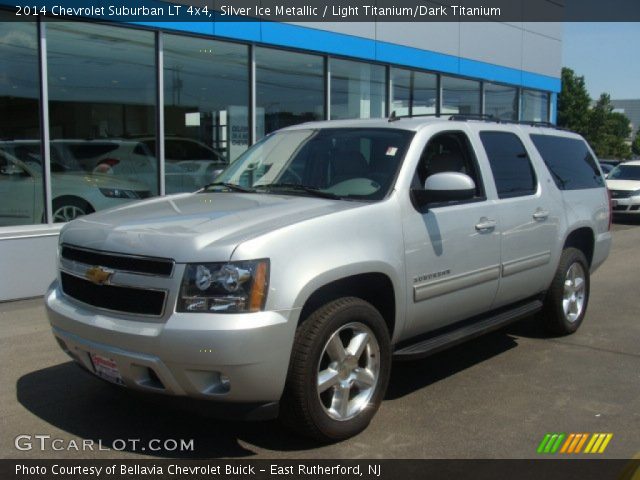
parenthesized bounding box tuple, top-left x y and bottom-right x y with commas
(0, 1, 562, 301)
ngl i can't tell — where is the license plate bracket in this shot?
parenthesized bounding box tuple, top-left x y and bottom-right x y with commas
(89, 352, 124, 385)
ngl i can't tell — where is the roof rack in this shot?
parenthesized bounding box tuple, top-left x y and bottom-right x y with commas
(386, 111, 566, 131)
(518, 121, 570, 131)
(448, 114, 499, 122)
(388, 111, 441, 122)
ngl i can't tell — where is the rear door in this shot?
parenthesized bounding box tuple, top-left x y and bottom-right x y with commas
(476, 129, 560, 308)
(528, 133, 610, 270)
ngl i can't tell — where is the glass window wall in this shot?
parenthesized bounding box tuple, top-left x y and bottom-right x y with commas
(47, 22, 157, 221)
(163, 34, 249, 190)
(0, 16, 43, 226)
(521, 89, 549, 122)
(255, 47, 324, 139)
(484, 82, 518, 121)
(442, 76, 480, 115)
(390, 68, 437, 116)
(330, 58, 386, 120)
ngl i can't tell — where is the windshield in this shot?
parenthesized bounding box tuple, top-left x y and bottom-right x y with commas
(210, 128, 414, 200)
(608, 165, 640, 181)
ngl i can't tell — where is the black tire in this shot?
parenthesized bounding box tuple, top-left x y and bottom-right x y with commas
(281, 297, 391, 442)
(541, 247, 590, 335)
(51, 197, 93, 223)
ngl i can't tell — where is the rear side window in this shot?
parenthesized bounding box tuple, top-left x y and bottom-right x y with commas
(480, 131, 537, 198)
(64, 143, 119, 159)
(530, 135, 604, 190)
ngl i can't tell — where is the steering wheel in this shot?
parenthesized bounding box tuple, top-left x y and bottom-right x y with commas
(326, 177, 381, 196)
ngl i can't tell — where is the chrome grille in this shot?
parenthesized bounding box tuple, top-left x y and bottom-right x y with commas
(60, 272, 166, 316)
(61, 245, 174, 276)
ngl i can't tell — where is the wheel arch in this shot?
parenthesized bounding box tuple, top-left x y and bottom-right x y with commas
(52, 195, 95, 213)
(563, 226, 595, 267)
(295, 270, 399, 341)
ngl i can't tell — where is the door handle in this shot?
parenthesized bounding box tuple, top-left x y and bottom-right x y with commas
(533, 209, 550, 221)
(475, 218, 496, 232)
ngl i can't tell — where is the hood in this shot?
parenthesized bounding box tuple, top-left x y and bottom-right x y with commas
(59, 192, 361, 262)
(606, 179, 640, 192)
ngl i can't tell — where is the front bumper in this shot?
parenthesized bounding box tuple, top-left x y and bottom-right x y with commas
(45, 282, 298, 409)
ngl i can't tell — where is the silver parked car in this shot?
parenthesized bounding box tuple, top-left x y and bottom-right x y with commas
(0, 146, 151, 225)
(45, 117, 611, 441)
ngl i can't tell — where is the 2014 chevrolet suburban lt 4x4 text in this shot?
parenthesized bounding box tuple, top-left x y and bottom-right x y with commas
(46, 116, 612, 441)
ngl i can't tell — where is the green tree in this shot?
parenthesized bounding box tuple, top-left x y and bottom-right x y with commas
(558, 69, 633, 160)
(633, 131, 640, 157)
(557, 67, 591, 136)
(609, 112, 632, 139)
(587, 94, 632, 160)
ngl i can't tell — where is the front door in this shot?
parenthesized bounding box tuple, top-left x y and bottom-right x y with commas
(402, 129, 501, 338)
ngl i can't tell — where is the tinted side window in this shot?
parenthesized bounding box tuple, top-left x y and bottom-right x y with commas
(530, 135, 604, 190)
(480, 132, 537, 198)
(413, 131, 485, 203)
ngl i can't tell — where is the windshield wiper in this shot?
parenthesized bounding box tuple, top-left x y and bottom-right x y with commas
(202, 182, 256, 193)
(256, 183, 341, 200)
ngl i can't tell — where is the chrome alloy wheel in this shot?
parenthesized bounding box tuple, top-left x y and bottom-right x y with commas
(316, 322, 380, 421)
(53, 205, 86, 223)
(562, 262, 586, 323)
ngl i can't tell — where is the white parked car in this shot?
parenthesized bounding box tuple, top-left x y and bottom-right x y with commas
(53, 139, 198, 194)
(0, 148, 151, 225)
(606, 160, 640, 214)
(136, 137, 227, 188)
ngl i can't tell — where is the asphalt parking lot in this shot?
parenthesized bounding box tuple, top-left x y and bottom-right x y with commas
(1, 221, 639, 460)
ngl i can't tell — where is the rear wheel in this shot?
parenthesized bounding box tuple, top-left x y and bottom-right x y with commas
(281, 297, 391, 442)
(541, 247, 590, 335)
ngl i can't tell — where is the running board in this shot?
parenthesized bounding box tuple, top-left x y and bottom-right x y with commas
(393, 299, 543, 359)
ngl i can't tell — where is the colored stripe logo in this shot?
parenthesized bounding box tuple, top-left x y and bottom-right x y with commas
(537, 433, 613, 454)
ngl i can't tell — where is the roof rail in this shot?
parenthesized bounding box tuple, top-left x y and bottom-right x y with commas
(448, 114, 499, 122)
(388, 111, 441, 122)
(518, 121, 569, 131)
(385, 111, 566, 131)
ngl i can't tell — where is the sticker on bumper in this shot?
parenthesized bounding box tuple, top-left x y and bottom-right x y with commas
(89, 353, 124, 385)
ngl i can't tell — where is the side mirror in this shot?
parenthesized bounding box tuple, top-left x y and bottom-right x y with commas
(411, 172, 476, 207)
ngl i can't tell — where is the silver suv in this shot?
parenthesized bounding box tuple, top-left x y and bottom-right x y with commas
(46, 116, 612, 441)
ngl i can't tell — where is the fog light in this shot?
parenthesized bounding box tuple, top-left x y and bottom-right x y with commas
(220, 374, 231, 391)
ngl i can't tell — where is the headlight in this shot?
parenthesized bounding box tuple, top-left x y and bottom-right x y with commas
(633, 189, 640, 197)
(99, 188, 143, 199)
(177, 260, 269, 313)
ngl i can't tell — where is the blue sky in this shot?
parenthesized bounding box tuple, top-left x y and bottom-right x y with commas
(562, 23, 640, 100)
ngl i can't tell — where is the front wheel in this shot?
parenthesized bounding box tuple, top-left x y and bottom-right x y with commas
(281, 297, 391, 442)
(52, 197, 93, 223)
(541, 247, 590, 335)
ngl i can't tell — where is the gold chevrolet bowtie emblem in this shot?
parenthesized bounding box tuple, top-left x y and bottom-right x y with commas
(85, 266, 113, 285)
